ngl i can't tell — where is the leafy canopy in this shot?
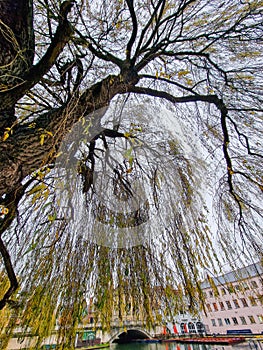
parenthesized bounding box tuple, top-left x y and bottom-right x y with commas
(0, 0, 262, 348)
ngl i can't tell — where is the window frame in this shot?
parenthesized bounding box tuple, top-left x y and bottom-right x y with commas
(240, 316, 247, 325)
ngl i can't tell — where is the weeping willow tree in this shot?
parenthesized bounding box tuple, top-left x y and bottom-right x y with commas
(0, 0, 262, 348)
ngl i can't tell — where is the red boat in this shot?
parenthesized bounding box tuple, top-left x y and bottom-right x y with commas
(161, 336, 245, 345)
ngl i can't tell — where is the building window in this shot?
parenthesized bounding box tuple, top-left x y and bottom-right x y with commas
(217, 318, 223, 326)
(213, 302, 218, 311)
(232, 317, 238, 325)
(258, 294, 263, 305)
(235, 284, 241, 291)
(209, 290, 213, 297)
(224, 318, 231, 325)
(228, 284, 235, 293)
(248, 315, 256, 324)
(240, 316, 247, 325)
(226, 300, 232, 309)
(211, 319, 216, 327)
(196, 322, 205, 333)
(206, 304, 212, 312)
(221, 288, 227, 295)
(233, 299, 240, 308)
(257, 315, 263, 324)
(125, 302, 131, 314)
(242, 282, 249, 290)
(188, 322, 196, 333)
(241, 298, 248, 307)
(219, 301, 225, 310)
(249, 296, 257, 306)
(250, 280, 258, 289)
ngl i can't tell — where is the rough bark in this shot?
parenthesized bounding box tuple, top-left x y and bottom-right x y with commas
(0, 71, 139, 198)
(0, 2, 74, 113)
(0, 0, 34, 129)
(0, 0, 34, 79)
(0, 0, 78, 199)
(0, 0, 77, 307)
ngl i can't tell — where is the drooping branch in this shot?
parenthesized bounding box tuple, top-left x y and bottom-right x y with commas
(0, 0, 261, 337)
(129, 85, 259, 228)
(217, 101, 234, 192)
(227, 115, 263, 159)
(213, 98, 253, 229)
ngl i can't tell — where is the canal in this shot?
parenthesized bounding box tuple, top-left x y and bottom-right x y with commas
(111, 341, 260, 350)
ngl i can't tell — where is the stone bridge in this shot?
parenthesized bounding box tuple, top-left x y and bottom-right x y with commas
(107, 326, 154, 343)
(94, 322, 158, 343)
(7, 324, 157, 349)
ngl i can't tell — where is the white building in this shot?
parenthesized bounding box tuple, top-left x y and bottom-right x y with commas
(165, 313, 205, 336)
(201, 262, 263, 334)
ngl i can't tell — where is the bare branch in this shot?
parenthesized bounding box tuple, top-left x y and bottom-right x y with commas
(139, 73, 199, 95)
(128, 86, 218, 104)
(125, 0, 138, 61)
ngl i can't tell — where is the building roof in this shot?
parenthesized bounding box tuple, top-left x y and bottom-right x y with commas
(201, 261, 263, 289)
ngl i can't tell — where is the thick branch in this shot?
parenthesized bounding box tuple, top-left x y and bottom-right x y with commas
(0, 1, 74, 109)
(0, 73, 139, 197)
(139, 74, 199, 95)
(0, 236, 18, 310)
(128, 86, 218, 104)
(87, 42, 123, 68)
(0, 181, 25, 309)
(125, 0, 138, 61)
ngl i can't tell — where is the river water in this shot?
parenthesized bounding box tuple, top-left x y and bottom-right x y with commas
(112, 341, 260, 350)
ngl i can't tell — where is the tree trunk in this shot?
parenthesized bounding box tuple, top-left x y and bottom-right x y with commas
(0, 0, 34, 127)
(0, 73, 138, 198)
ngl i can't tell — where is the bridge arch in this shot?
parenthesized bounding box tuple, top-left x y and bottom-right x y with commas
(110, 327, 152, 343)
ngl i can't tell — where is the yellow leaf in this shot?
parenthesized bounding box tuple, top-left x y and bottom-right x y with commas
(2, 132, 9, 141)
(48, 215, 55, 222)
(55, 151, 63, 158)
(186, 78, 193, 86)
(228, 167, 234, 175)
(28, 122, 36, 128)
(178, 70, 190, 78)
(2, 127, 13, 141)
(124, 132, 132, 138)
(40, 134, 45, 145)
(28, 183, 47, 196)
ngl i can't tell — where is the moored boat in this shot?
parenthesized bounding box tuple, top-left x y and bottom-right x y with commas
(161, 336, 245, 345)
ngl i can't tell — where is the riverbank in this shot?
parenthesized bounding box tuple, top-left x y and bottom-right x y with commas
(76, 343, 110, 350)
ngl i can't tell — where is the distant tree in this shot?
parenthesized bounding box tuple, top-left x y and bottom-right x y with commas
(0, 0, 262, 348)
